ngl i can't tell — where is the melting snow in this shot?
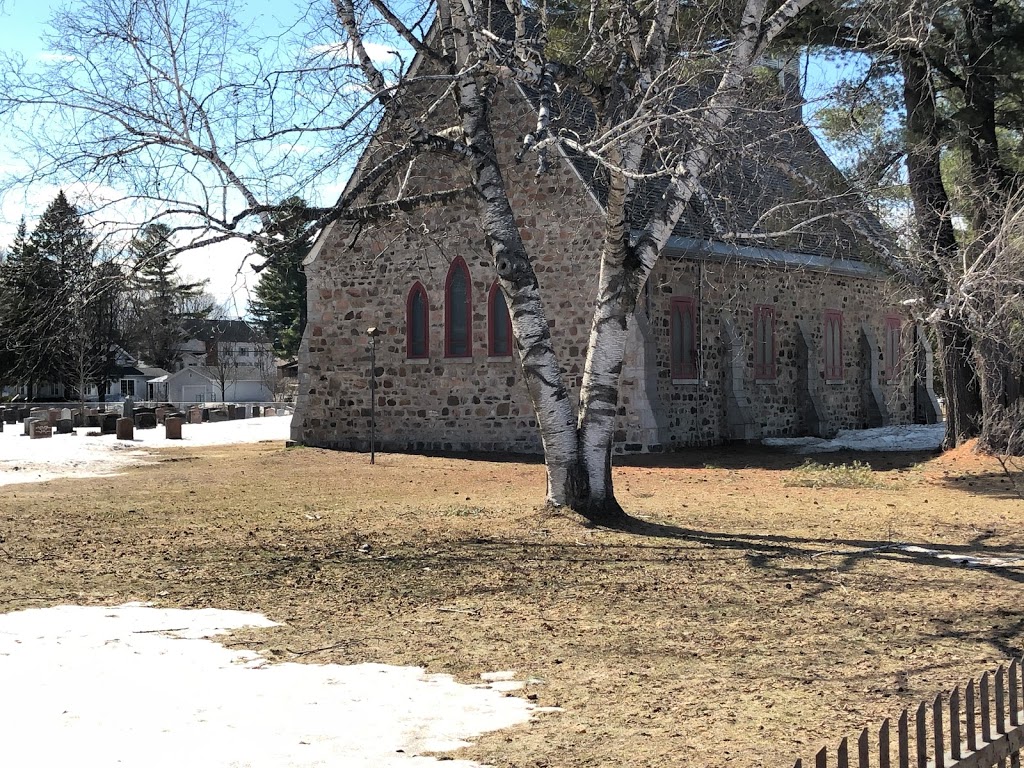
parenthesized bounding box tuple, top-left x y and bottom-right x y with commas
(0, 603, 537, 767)
(762, 424, 946, 454)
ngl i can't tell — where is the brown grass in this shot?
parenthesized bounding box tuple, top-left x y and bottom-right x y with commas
(1, 440, 1023, 768)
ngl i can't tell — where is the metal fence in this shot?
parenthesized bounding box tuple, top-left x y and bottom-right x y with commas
(795, 659, 1024, 768)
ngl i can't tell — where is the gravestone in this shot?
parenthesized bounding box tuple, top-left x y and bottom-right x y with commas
(72, 410, 84, 427)
(165, 416, 183, 440)
(123, 396, 134, 419)
(47, 409, 60, 426)
(60, 408, 72, 421)
(19, 407, 30, 421)
(29, 408, 47, 423)
(209, 408, 228, 422)
(85, 409, 100, 428)
(134, 412, 157, 429)
(0, 418, 3, 433)
(155, 407, 168, 424)
(116, 417, 134, 440)
(201, 408, 210, 422)
(30, 419, 52, 439)
(188, 407, 203, 424)
(235, 406, 247, 419)
(3, 409, 16, 424)
(56, 412, 74, 433)
(227, 404, 238, 420)
(101, 413, 118, 435)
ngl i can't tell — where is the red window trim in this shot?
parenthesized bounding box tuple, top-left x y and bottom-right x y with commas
(444, 257, 472, 358)
(405, 282, 429, 359)
(824, 309, 844, 381)
(670, 296, 698, 380)
(487, 282, 513, 357)
(884, 314, 902, 383)
(753, 304, 777, 379)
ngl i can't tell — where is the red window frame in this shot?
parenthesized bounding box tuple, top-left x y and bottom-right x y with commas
(444, 257, 472, 358)
(670, 297, 698, 380)
(824, 309, 844, 381)
(487, 282, 513, 357)
(884, 315, 902, 383)
(753, 304, 776, 379)
(405, 282, 429, 359)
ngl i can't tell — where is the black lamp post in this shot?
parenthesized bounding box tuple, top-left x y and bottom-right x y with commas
(366, 326, 383, 464)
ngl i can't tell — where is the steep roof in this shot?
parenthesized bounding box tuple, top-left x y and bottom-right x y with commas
(536, 79, 892, 264)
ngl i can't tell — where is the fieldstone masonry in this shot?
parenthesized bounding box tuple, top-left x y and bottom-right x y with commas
(292, 81, 930, 455)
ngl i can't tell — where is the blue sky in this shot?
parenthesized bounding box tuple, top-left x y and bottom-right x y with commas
(0, 0, 863, 314)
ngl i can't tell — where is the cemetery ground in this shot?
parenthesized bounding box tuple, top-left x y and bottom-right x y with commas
(1, 437, 1022, 767)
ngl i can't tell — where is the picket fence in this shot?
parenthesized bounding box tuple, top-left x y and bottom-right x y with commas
(795, 659, 1024, 768)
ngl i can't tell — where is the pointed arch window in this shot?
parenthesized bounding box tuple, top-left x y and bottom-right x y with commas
(670, 297, 698, 380)
(445, 258, 472, 357)
(406, 282, 429, 359)
(884, 315, 902, 383)
(488, 282, 513, 357)
(824, 309, 844, 381)
(753, 305, 776, 379)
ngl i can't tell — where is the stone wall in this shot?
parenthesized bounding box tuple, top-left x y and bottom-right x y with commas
(294, 86, 917, 456)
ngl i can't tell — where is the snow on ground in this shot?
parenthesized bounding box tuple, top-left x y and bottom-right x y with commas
(762, 423, 946, 454)
(0, 603, 537, 768)
(0, 414, 293, 486)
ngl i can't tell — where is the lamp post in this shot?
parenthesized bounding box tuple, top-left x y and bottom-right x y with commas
(366, 326, 383, 464)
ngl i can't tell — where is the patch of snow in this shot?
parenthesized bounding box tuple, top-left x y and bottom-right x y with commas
(0, 414, 292, 486)
(0, 603, 538, 767)
(763, 424, 945, 454)
(896, 545, 1024, 569)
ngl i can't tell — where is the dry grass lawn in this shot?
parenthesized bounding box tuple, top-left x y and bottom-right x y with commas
(1, 439, 1023, 767)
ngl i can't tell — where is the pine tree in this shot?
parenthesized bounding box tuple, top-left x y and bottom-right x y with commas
(129, 223, 212, 370)
(248, 198, 309, 359)
(27, 191, 124, 399)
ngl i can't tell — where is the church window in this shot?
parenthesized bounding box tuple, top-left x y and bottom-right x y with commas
(488, 282, 513, 357)
(824, 310, 844, 381)
(670, 297, 698, 380)
(445, 258, 472, 357)
(753, 305, 776, 379)
(406, 282, 429, 359)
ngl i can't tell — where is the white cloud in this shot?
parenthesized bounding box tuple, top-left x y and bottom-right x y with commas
(175, 236, 259, 316)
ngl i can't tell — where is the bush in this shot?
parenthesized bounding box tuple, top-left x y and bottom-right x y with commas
(783, 460, 884, 489)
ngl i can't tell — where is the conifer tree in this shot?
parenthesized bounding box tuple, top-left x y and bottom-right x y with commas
(248, 198, 309, 359)
(129, 223, 212, 370)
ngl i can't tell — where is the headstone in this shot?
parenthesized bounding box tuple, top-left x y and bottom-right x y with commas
(30, 408, 47, 423)
(60, 408, 72, 421)
(155, 407, 168, 424)
(201, 408, 210, 422)
(47, 409, 60, 426)
(116, 417, 134, 440)
(3, 409, 16, 424)
(86, 409, 100, 428)
(56, 418, 73, 434)
(209, 408, 228, 422)
(227, 404, 238, 420)
(72, 410, 84, 428)
(101, 413, 118, 435)
(188, 407, 203, 424)
(165, 416, 183, 440)
(123, 396, 134, 419)
(30, 419, 52, 439)
(235, 406, 247, 419)
(134, 412, 157, 429)
(264, 407, 276, 417)
(19, 407, 30, 421)
(0, 418, 3, 433)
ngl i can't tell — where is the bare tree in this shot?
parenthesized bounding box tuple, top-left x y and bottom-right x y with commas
(3, 0, 854, 521)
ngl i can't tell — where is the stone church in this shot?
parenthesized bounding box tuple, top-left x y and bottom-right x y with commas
(291, 61, 941, 455)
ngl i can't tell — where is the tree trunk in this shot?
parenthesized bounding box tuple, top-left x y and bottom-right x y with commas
(936, 320, 982, 448)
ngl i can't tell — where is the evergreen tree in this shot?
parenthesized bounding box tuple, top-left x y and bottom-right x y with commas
(248, 198, 309, 359)
(0, 214, 62, 395)
(28, 191, 124, 399)
(129, 223, 212, 370)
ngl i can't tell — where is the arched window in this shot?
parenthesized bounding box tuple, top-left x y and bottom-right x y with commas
(824, 309, 843, 381)
(445, 258, 472, 357)
(406, 282, 429, 359)
(670, 297, 698, 380)
(488, 282, 513, 357)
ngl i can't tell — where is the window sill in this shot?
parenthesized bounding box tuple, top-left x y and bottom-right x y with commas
(443, 356, 475, 363)
(404, 357, 431, 365)
(486, 355, 514, 363)
(754, 377, 777, 385)
(672, 378, 700, 386)
(825, 378, 845, 385)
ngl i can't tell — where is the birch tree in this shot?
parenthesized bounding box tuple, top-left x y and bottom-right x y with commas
(3, 0, 832, 521)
